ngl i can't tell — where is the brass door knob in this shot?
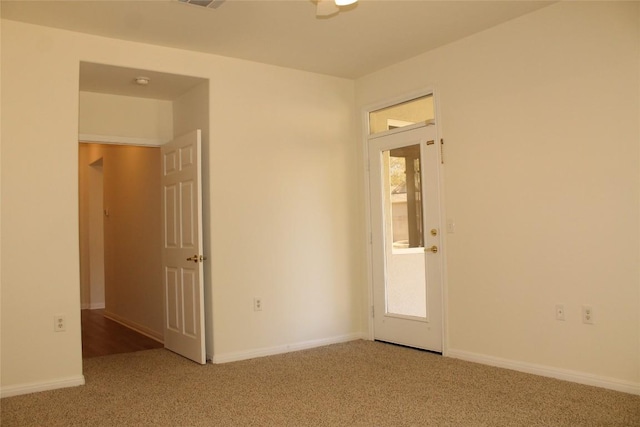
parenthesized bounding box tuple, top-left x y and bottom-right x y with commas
(187, 255, 207, 263)
(425, 245, 438, 253)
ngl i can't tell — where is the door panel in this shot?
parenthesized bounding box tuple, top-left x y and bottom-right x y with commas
(161, 130, 206, 364)
(180, 181, 195, 247)
(166, 268, 180, 332)
(181, 269, 198, 337)
(164, 186, 178, 248)
(369, 125, 443, 351)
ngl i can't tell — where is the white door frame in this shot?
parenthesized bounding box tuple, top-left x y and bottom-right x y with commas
(361, 88, 449, 355)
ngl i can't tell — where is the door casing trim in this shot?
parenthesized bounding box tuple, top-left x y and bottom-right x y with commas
(360, 87, 449, 356)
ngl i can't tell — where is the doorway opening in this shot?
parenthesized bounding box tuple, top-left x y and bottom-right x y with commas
(77, 62, 210, 362)
(78, 143, 164, 358)
(366, 92, 445, 352)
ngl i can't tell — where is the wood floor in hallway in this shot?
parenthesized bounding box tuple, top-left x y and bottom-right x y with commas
(81, 309, 163, 358)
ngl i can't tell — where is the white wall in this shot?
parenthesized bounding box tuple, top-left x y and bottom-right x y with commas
(78, 152, 105, 310)
(1, 15, 5, 367)
(79, 91, 173, 144)
(1, 20, 85, 391)
(87, 160, 105, 309)
(357, 1, 639, 389)
(0, 19, 360, 393)
(205, 56, 361, 361)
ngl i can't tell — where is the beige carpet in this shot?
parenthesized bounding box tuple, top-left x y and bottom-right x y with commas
(2, 340, 639, 426)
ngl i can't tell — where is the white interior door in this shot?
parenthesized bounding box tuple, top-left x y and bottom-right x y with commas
(161, 129, 206, 364)
(369, 124, 443, 352)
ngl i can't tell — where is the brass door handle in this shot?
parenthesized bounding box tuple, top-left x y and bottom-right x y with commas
(425, 245, 438, 253)
(186, 255, 207, 263)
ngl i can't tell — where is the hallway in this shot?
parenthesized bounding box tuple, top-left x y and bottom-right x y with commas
(81, 309, 163, 358)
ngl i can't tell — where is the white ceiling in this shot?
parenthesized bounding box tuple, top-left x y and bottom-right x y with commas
(3, 0, 554, 100)
(79, 62, 207, 100)
(2, 0, 553, 81)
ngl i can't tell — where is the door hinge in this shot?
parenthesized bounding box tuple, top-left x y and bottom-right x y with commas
(371, 305, 375, 318)
(369, 231, 373, 245)
(440, 138, 444, 164)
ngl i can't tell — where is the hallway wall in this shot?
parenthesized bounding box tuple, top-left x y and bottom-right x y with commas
(78, 143, 163, 340)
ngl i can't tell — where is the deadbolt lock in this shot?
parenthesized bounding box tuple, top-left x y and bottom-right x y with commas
(430, 229, 438, 236)
(426, 245, 438, 254)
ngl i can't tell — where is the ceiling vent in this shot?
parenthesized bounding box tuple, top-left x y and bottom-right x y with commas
(177, 0, 225, 9)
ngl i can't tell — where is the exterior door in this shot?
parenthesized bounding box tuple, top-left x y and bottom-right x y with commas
(369, 124, 443, 352)
(161, 130, 206, 364)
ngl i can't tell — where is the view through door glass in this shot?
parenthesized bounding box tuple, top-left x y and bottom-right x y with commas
(383, 144, 427, 318)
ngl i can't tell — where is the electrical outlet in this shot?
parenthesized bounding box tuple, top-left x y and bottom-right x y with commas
(253, 297, 262, 312)
(582, 305, 594, 324)
(555, 304, 565, 321)
(54, 315, 66, 332)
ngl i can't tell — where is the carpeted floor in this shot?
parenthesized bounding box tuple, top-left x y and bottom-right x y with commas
(2, 340, 639, 426)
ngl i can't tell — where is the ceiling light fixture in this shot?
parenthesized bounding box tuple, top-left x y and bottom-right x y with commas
(135, 76, 150, 86)
(316, 0, 357, 17)
(335, 0, 357, 6)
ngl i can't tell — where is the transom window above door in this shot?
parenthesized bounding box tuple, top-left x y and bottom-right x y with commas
(368, 95, 434, 135)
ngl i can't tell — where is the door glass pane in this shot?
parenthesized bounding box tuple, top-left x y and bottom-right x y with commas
(382, 144, 427, 318)
(369, 95, 434, 135)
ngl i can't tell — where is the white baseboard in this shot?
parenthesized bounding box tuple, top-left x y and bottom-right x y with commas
(447, 348, 640, 396)
(103, 311, 163, 344)
(1, 375, 85, 398)
(212, 332, 367, 364)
